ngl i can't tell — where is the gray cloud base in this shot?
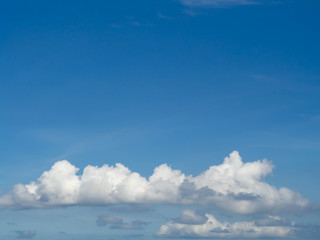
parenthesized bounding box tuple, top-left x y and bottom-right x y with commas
(156, 211, 294, 238)
(156, 210, 320, 239)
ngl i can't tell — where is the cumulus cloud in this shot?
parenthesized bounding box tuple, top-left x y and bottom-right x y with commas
(0, 151, 309, 214)
(15, 230, 36, 239)
(179, 0, 258, 8)
(156, 211, 296, 238)
(97, 214, 149, 230)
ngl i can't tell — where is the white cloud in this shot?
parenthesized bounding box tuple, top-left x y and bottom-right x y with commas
(0, 151, 308, 214)
(156, 211, 295, 238)
(179, 0, 257, 8)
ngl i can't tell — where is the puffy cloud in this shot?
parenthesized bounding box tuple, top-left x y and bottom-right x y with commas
(96, 214, 149, 230)
(15, 230, 36, 239)
(188, 151, 308, 214)
(0, 151, 309, 214)
(179, 0, 257, 8)
(0, 160, 80, 208)
(156, 211, 295, 238)
(79, 163, 149, 204)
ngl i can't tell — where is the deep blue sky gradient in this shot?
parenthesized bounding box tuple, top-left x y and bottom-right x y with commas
(0, 0, 319, 239)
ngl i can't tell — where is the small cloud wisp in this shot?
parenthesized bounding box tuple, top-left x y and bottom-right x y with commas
(179, 0, 258, 8)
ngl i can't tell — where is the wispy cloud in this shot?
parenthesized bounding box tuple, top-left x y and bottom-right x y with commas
(156, 212, 293, 238)
(179, 0, 259, 8)
(182, 8, 199, 16)
(15, 230, 36, 239)
(96, 214, 123, 227)
(97, 214, 149, 230)
(156, 211, 320, 239)
(158, 13, 173, 20)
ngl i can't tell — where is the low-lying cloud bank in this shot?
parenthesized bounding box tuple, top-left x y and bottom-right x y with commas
(156, 210, 317, 239)
(0, 151, 308, 214)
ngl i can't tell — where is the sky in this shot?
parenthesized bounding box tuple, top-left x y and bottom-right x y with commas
(0, 0, 320, 239)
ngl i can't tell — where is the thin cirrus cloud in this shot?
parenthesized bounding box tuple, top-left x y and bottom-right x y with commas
(15, 230, 36, 239)
(96, 214, 149, 230)
(156, 210, 297, 238)
(0, 151, 308, 215)
(179, 0, 258, 7)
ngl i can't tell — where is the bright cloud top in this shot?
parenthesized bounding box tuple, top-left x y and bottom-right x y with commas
(156, 210, 296, 238)
(0, 151, 308, 214)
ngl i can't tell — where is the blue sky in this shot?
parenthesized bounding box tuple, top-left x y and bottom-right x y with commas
(0, 0, 319, 239)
